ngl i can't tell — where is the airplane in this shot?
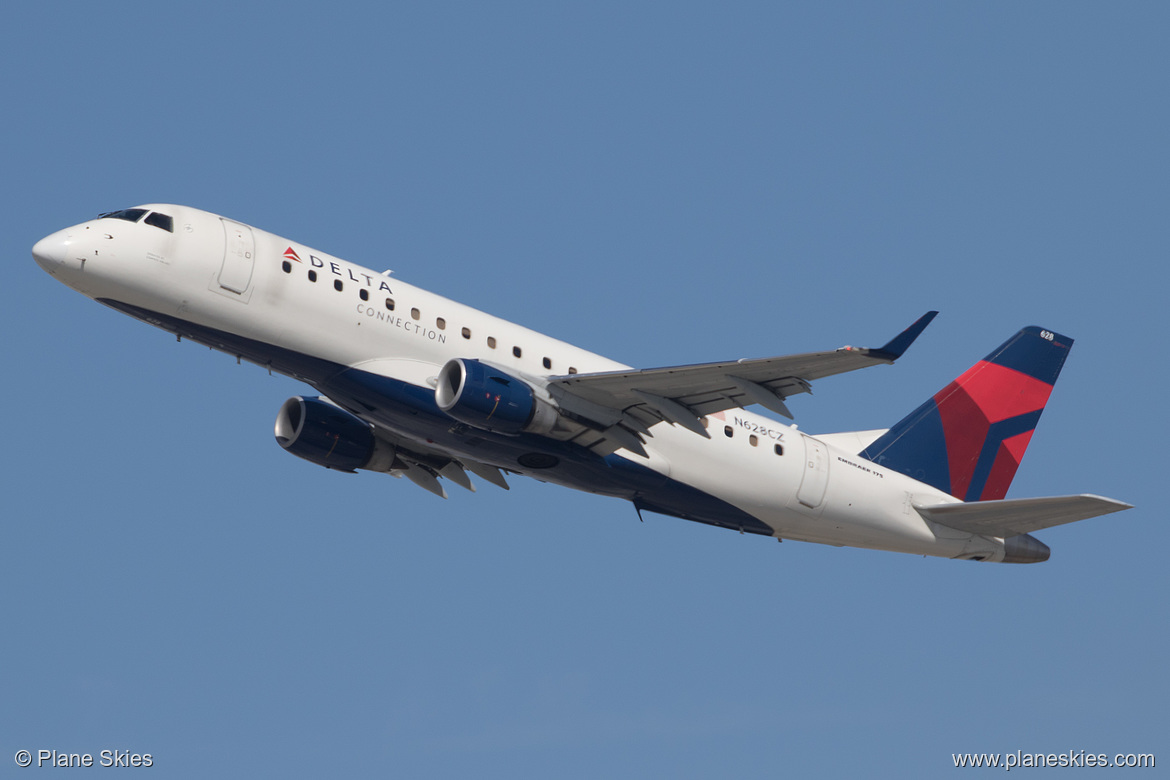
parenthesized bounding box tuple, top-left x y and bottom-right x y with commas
(32, 204, 1131, 563)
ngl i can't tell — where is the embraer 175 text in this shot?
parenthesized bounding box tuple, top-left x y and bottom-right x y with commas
(33, 205, 1131, 563)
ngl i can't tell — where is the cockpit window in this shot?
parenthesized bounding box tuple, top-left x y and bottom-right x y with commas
(98, 208, 148, 223)
(144, 212, 174, 232)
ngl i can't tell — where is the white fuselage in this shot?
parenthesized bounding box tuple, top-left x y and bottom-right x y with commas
(35, 205, 1002, 561)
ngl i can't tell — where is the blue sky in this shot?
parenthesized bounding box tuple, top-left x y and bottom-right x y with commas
(2, 2, 1165, 776)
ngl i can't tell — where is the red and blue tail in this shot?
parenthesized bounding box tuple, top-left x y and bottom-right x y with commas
(859, 327, 1073, 502)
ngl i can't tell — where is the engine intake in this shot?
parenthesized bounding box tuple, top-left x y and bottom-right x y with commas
(274, 396, 395, 472)
(436, 358, 557, 435)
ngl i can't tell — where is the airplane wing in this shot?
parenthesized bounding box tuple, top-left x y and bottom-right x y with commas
(389, 446, 511, 499)
(915, 494, 1132, 538)
(319, 394, 511, 498)
(546, 312, 938, 448)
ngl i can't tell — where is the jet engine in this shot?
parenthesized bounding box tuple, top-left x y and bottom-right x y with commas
(274, 396, 396, 472)
(436, 358, 558, 435)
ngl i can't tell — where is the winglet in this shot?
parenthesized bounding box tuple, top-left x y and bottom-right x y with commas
(867, 311, 939, 362)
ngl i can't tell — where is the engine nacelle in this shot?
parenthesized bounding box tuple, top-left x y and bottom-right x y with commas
(435, 358, 558, 435)
(274, 396, 396, 472)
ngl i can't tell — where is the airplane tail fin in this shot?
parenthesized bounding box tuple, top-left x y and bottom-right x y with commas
(859, 326, 1073, 501)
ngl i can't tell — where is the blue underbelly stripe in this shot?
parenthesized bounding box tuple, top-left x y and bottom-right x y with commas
(98, 299, 775, 536)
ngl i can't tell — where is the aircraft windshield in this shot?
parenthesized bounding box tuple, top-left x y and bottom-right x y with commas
(144, 212, 173, 232)
(98, 208, 174, 233)
(99, 208, 148, 223)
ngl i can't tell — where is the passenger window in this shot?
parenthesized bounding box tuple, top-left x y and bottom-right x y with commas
(385, 298, 395, 311)
(308, 270, 318, 282)
(542, 357, 552, 369)
(359, 289, 369, 301)
(749, 435, 758, 446)
(724, 426, 734, 438)
(282, 261, 292, 273)
(487, 337, 497, 349)
(461, 327, 471, 339)
(513, 346, 522, 358)
(774, 444, 784, 456)
(411, 308, 420, 320)
(144, 212, 174, 232)
(568, 367, 578, 375)
(436, 317, 446, 330)
(334, 280, 344, 291)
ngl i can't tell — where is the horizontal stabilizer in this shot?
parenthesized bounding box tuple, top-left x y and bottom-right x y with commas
(914, 494, 1132, 538)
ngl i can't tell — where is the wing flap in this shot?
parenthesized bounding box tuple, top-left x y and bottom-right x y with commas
(915, 494, 1133, 537)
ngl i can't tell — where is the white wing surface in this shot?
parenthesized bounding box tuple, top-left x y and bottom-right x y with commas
(546, 312, 938, 448)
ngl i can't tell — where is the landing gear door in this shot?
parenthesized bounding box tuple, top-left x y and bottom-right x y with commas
(215, 219, 255, 299)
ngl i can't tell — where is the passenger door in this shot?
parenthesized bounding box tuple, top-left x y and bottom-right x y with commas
(797, 435, 830, 510)
(217, 219, 255, 296)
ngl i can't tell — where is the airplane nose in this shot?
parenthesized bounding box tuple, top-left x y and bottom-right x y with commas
(32, 229, 73, 272)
